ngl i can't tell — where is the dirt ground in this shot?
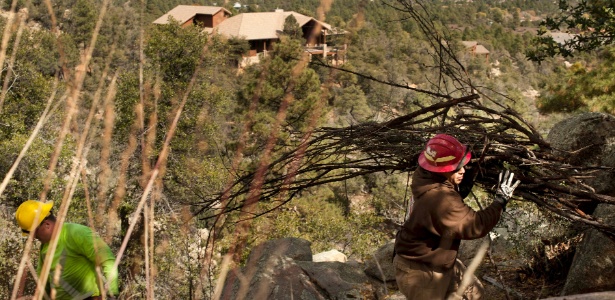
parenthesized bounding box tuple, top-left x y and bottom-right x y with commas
(477, 242, 575, 300)
(480, 263, 566, 299)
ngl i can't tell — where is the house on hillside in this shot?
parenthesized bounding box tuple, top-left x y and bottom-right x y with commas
(215, 8, 346, 65)
(153, 6, 347, 67)
(461, 41, 490, 61)
(152, 5, 231, 29)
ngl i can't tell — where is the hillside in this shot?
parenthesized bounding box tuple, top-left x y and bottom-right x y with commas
(0, 0, 613, 299)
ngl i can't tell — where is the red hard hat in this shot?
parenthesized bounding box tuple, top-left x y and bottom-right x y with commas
(418, 134, 471, 173)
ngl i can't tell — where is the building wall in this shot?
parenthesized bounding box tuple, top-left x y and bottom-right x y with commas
(302, 20, 325, 46)
(212, 11, 230, 27)
(249, 40, 274, 55)
(182, 19, 194, 28)
(194, 15, 213, 27)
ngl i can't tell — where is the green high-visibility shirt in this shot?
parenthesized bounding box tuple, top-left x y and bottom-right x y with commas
(38, 223, 119, 300)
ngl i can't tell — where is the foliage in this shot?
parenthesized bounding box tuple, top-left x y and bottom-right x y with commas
(537, 46, 615, 114)
(0, 213, 38, 299)
(0, 134, 74, 207)
(63, 0, 96, 50)
(224, 36, 251, 61)
(0, 0, 602, 298)
(366, 172, 410, 223)
(144, 20, 208, 83)
(282, 14, 303, 41)
(528, 0, 615, 62)
(236, 35, 324, 154)
(249, 188, 390, 260)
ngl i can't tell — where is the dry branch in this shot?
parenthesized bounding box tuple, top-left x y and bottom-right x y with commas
(197, 93, 615, 240)
(197, 0, 615, 243)
(195, 0, 615, 244)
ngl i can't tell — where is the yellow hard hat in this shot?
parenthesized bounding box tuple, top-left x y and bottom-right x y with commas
(15, 200, 54, 235)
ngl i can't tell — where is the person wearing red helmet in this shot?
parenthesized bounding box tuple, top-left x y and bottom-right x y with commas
(393, 134, 520, 299)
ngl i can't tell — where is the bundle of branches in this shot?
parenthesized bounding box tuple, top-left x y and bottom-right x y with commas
(198, 92, 615, 240)
(194, 0, 615, 243)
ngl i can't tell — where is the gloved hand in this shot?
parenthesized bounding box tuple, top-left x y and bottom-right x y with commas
(494, 170, 520, 208)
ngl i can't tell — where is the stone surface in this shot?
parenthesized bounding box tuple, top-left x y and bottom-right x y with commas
(245, 237, 313, 264)
(297, 260, 383, 300)
(560, 204, 615, 295)
(220, 255, 326, 300)
(363, 240, 396, 283)
(220, 237, 389, 300)
(220, 238, 322, 300)
(547, 112, 615, 296)
(541, 291, 615, 300)
(546, 112, 615, 194)
(313, 249, 348, 262)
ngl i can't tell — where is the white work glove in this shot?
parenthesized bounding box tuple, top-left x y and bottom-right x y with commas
(494, 170, 520, 208)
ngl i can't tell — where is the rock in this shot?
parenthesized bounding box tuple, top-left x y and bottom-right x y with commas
(297, 260, 383, 300)
(221, 255, 326, 300)
(313, 249, 348, 262)
(546, 112, 615, 195)
(246, 237, 313, 264)
(547, 112, 615, 295)
(220, 238, 323, 300)
(364, 240, 396, 283)
(560, 204, 615, 295)
(541, 291, 615, 299)
(220, 237, 388, 300)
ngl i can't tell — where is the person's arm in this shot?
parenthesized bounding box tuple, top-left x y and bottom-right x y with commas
(438, 171, 521, 240)
(72, 226, 119, 296)
(431, 188, 503, 240)
(93, 237, 119, 296)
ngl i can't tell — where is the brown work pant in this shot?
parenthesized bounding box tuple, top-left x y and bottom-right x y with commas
(393, 255, 483, 300)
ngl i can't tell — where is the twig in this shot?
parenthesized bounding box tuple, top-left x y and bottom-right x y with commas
(482, 276, 524, 299)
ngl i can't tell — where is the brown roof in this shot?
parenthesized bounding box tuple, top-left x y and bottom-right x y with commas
(215, 10, 332, 40)
(153, 5, 231, 25)
(473, 44, 489, 54)
(461, 41, 478, 48)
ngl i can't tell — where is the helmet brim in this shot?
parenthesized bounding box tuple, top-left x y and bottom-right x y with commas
(418, 150, 472, 173)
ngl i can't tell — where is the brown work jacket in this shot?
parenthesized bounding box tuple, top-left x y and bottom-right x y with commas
(394, 167, 504, 270)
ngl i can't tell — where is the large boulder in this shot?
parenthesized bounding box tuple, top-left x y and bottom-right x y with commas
(220, 255, 326, 300)
(560, 204, 615, 295)
(547, 112, 615, 295)
(219, 237, 387, 300)
(219, 237, 322, 300)
(546, 112, 615, 195)
(542, 291, 615, 300)
(363, 240, 396, 284)
(246, 237, 313, 263)
(297, 260, 384, 299)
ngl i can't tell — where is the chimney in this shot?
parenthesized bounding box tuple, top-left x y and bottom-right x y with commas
(275, 8, 284, 12)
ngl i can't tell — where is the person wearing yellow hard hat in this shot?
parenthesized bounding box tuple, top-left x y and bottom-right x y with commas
(15, 200, 54, 236)
(15, 200, 119, 300)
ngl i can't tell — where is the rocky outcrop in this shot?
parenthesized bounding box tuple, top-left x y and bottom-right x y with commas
(219, 237, 323, 300)
(363, 240, 396, 285)
(296, 260, 383, 299)
(559, 203, 615, 295)
(547, 112, 615, 196)
(220, 237, 389, 300)
(547, 112, 615, 295)
(542, 291, 615, 300)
